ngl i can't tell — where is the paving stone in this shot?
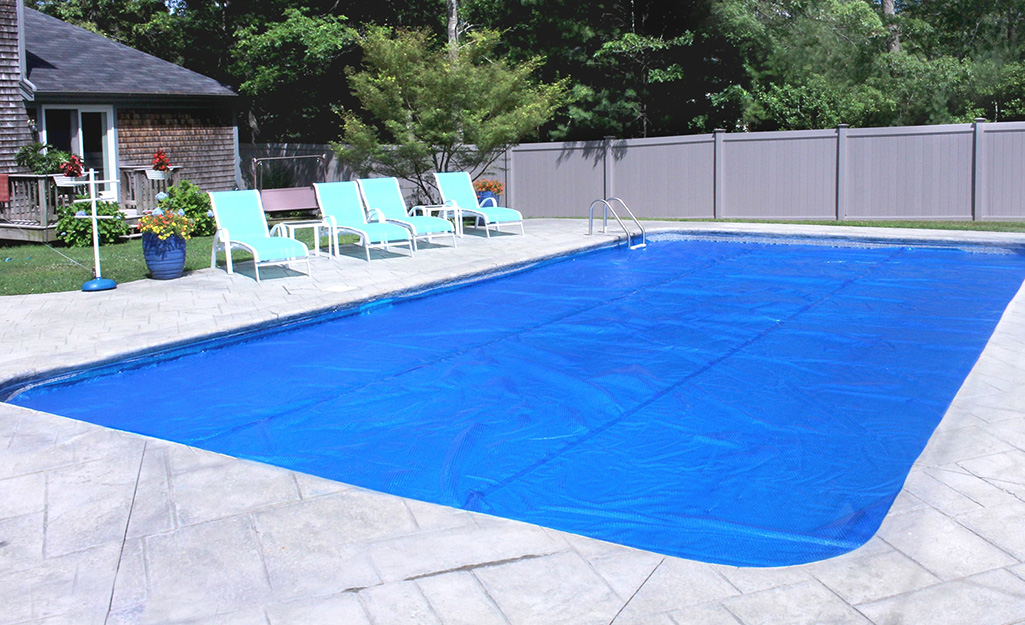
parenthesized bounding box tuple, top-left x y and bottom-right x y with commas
(107, 606, 271, 625)
(0, 511, 44, 565)
(666, 602, 745, 625)
(582, 544, 665, 601)
(956, 501, 1025, 560)
(808, 547, 940, 605)
(108, 538, 147, 612)
(901, 470, 984, 516)
(958, 449, 1025, 498)
(370, 517, 566, 583)
(125, 445, 174, 539)
(856, 568, 1025, 625)
(44, 455, 140, 557)
(608, 557, 740, 616)
(252, 493, 387, 599)
(876, 506, 1015, 580)
(0, 434, 77, 480)
(474, 551, 623, 625)
(986, 417, 1025, 452)
(924, 466, 1021, 509)
(416, 571, 508, 625)
(141, 515, 271, 623)
(914, 425, 1016, 468)
(403, 497, 480, 533)
(722, 580, 872, 625)
(0, 471, 46, 519)
(360, 581, 442, 625)
(714, 563, 810, 594)
(164, 444, 237, 476)
(265, 592, 370, 625)
(170, 456, 300, 526)
(0, 542, 120, 625)
(291, 470, 351, 499)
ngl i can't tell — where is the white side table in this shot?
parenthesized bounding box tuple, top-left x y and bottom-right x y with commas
(278, 220, 328, 256)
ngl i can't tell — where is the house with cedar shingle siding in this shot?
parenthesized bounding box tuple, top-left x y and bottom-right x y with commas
(0, 0, 238, 241)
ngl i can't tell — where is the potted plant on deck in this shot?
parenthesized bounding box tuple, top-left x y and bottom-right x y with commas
(53, 154, 86, 187)
(147, 150, 172, 180)
(138, 193, 194, 280)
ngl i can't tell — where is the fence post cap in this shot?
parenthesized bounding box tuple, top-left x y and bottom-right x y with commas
(974, 117, 987, 124)
(837, 123, 850, 128)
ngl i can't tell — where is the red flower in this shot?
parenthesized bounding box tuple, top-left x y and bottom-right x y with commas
(60, 155, 84, 177)
(152, 150, 171, 171)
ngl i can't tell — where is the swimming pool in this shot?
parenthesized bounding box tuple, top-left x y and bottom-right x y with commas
(9, 235, 1025, 566)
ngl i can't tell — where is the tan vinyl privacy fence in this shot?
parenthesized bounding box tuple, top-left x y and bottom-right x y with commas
(245, 120, 1025, 220)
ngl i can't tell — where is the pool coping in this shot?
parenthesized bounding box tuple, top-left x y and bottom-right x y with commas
(2, 219, 1025, 625)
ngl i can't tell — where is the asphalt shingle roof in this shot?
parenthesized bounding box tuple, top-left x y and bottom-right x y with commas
(24, 8, 236, 98)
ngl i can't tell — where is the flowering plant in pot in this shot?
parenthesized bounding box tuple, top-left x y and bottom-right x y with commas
(137, 193, 194, 279)
(473, 178, 503, 206)
(53, 154, 86, 186)
(147, 150, 172, 180)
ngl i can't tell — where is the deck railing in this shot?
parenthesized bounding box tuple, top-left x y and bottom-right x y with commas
(119, 166, 182, 216)
(1, 168, 183, 236)
(0, 175, 70, 225)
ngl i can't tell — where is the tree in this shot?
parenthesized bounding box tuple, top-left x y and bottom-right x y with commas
(334, 27, 571, 198)
(231, 8, 357, 141)
(592, 32, 693, 137)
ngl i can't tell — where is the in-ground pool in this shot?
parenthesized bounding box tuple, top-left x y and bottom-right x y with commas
(9, 235, 1025, 566)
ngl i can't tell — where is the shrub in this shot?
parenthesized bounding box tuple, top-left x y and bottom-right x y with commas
(55, 198, 130, 247)
(15, 142, 72, 175)
(159, 180, 215, 236)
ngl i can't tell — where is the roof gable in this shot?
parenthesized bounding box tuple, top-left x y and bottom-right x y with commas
(24, 8, 235, 98)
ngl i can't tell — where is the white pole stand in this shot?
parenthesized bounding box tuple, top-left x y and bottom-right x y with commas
(73, 169, 121, 292)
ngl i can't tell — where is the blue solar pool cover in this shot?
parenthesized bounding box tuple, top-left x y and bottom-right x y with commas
(11, 237, 1025, 566)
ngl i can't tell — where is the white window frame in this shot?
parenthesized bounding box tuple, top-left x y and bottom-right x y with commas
(39, 105, 119, 186)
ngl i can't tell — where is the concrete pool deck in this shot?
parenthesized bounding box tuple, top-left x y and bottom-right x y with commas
(1, 219, 1024, 625)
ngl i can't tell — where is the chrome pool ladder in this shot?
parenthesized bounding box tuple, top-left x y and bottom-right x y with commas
(588, 197, 646, 249)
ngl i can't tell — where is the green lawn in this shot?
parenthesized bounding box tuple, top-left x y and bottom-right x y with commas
(0, 229, 333, 296)
(4, 220, 1025, 295)
(0, 236, 219, 296)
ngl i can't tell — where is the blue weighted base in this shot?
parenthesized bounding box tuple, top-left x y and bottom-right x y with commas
(81, 277, 117, 292)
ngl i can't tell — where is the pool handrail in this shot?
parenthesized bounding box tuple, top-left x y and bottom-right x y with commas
(588, 197, 646, 249)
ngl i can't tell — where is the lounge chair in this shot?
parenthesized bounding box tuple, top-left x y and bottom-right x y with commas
(434, 172, 524, 237)
(313, 181, 414, 261)
(208, 190, 311, 282)
(356, 177, 457, 250)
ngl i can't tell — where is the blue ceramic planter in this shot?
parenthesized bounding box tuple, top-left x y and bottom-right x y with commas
(476, 191, 497, 206)
(142, 233, 186, 280)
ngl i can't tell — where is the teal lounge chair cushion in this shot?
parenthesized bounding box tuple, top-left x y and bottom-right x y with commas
(358, 178, 455, 235)
(362, 221, 415, 244)
(241, 235, 309, 262)
(434, 172, 523, 224)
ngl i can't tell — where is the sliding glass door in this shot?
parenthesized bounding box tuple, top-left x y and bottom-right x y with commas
(41, 106, 117, 192)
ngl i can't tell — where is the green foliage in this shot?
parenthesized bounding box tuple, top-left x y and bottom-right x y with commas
(591, 32, 693, 136)
(55, 199, 130, 247)
(15, 143, 71, 175)
(231, 8, 357, 140)
(232, 8, 356, 95)
(159, 180, 215, 237)
(335, 27, 571, 197)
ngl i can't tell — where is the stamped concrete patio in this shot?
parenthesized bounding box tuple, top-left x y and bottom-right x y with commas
(2, 219, 1025, 625)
